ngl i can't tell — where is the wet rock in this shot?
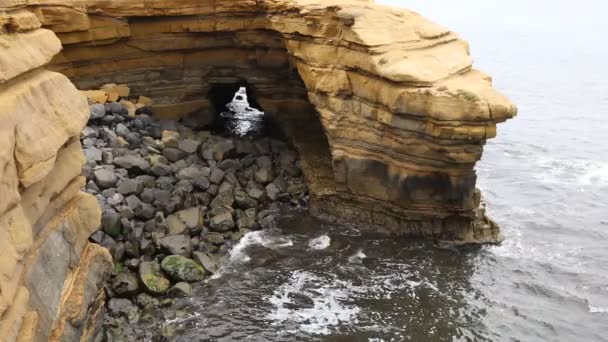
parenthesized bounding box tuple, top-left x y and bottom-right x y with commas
(159, 235, 192, 256)
(139, 261, 170, 295)
(114, 154, 150, 173)
(167, 282, 193, 298)
(112, 271, 140, 297)
(163, 148, 188, 162)
(160, 255, 205, 282)
(192, 251, 220, 274)
(108, 298, 140, 323)
(94, 169, 117, 189)
(102, 210, 122, 237)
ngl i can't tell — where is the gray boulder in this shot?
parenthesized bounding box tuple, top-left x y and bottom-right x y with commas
(94, 169, 117, 189)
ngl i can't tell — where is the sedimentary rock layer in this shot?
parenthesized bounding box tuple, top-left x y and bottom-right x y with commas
(0, 1, 515, 339)
(0, 9, 112, 342)
(17, 0, 515, 243)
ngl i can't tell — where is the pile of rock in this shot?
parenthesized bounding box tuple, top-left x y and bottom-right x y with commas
(79, 88, 308, 335)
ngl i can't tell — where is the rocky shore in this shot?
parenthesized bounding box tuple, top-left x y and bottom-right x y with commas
(80, 86, 308, 340)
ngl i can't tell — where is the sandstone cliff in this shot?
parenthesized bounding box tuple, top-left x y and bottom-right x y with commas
(0, 9, 112, 342)
(0, 1, 515, 340)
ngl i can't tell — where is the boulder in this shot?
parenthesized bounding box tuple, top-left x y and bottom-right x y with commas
(94, 169, 117, 189)
(114, 154, 150, 173)
(139, 261, 170, 294)
(166, 214, 187, 235)
(160, 255, 205, 282)
(163, 148, 188, 162)
(192, 251, 220, 274)
(209, 208, 235, 232)
(111, 271, 140, 297)
(178, 139, 201, 154)
(102, 210, 122, 237)
(159, 235, 192, 256)
(117, 178, 144, 195)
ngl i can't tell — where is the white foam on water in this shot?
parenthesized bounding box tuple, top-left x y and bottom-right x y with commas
(535, 156, 608, 186)
(308, 235, 331, 250)
(588, 305, 608, 313)
(348, 249, 367, 263)
(227, 230, 294, 264)
(578, 161, 608, 186)
(266, 270, 360, 335)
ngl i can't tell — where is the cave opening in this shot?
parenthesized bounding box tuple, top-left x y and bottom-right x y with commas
(208, 83, 268, 138)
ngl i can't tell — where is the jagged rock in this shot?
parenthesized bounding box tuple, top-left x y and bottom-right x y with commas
(160, 255, 205, 282)
(138, 261, 170, 295)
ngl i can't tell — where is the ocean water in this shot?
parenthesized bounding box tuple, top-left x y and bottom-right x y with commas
(144, 1, 608, 340)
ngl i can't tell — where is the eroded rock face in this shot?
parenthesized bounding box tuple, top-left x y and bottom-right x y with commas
(0, 9, 112, 342)
(0, 1, 515, 340)
(25, 0, 515, 243)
